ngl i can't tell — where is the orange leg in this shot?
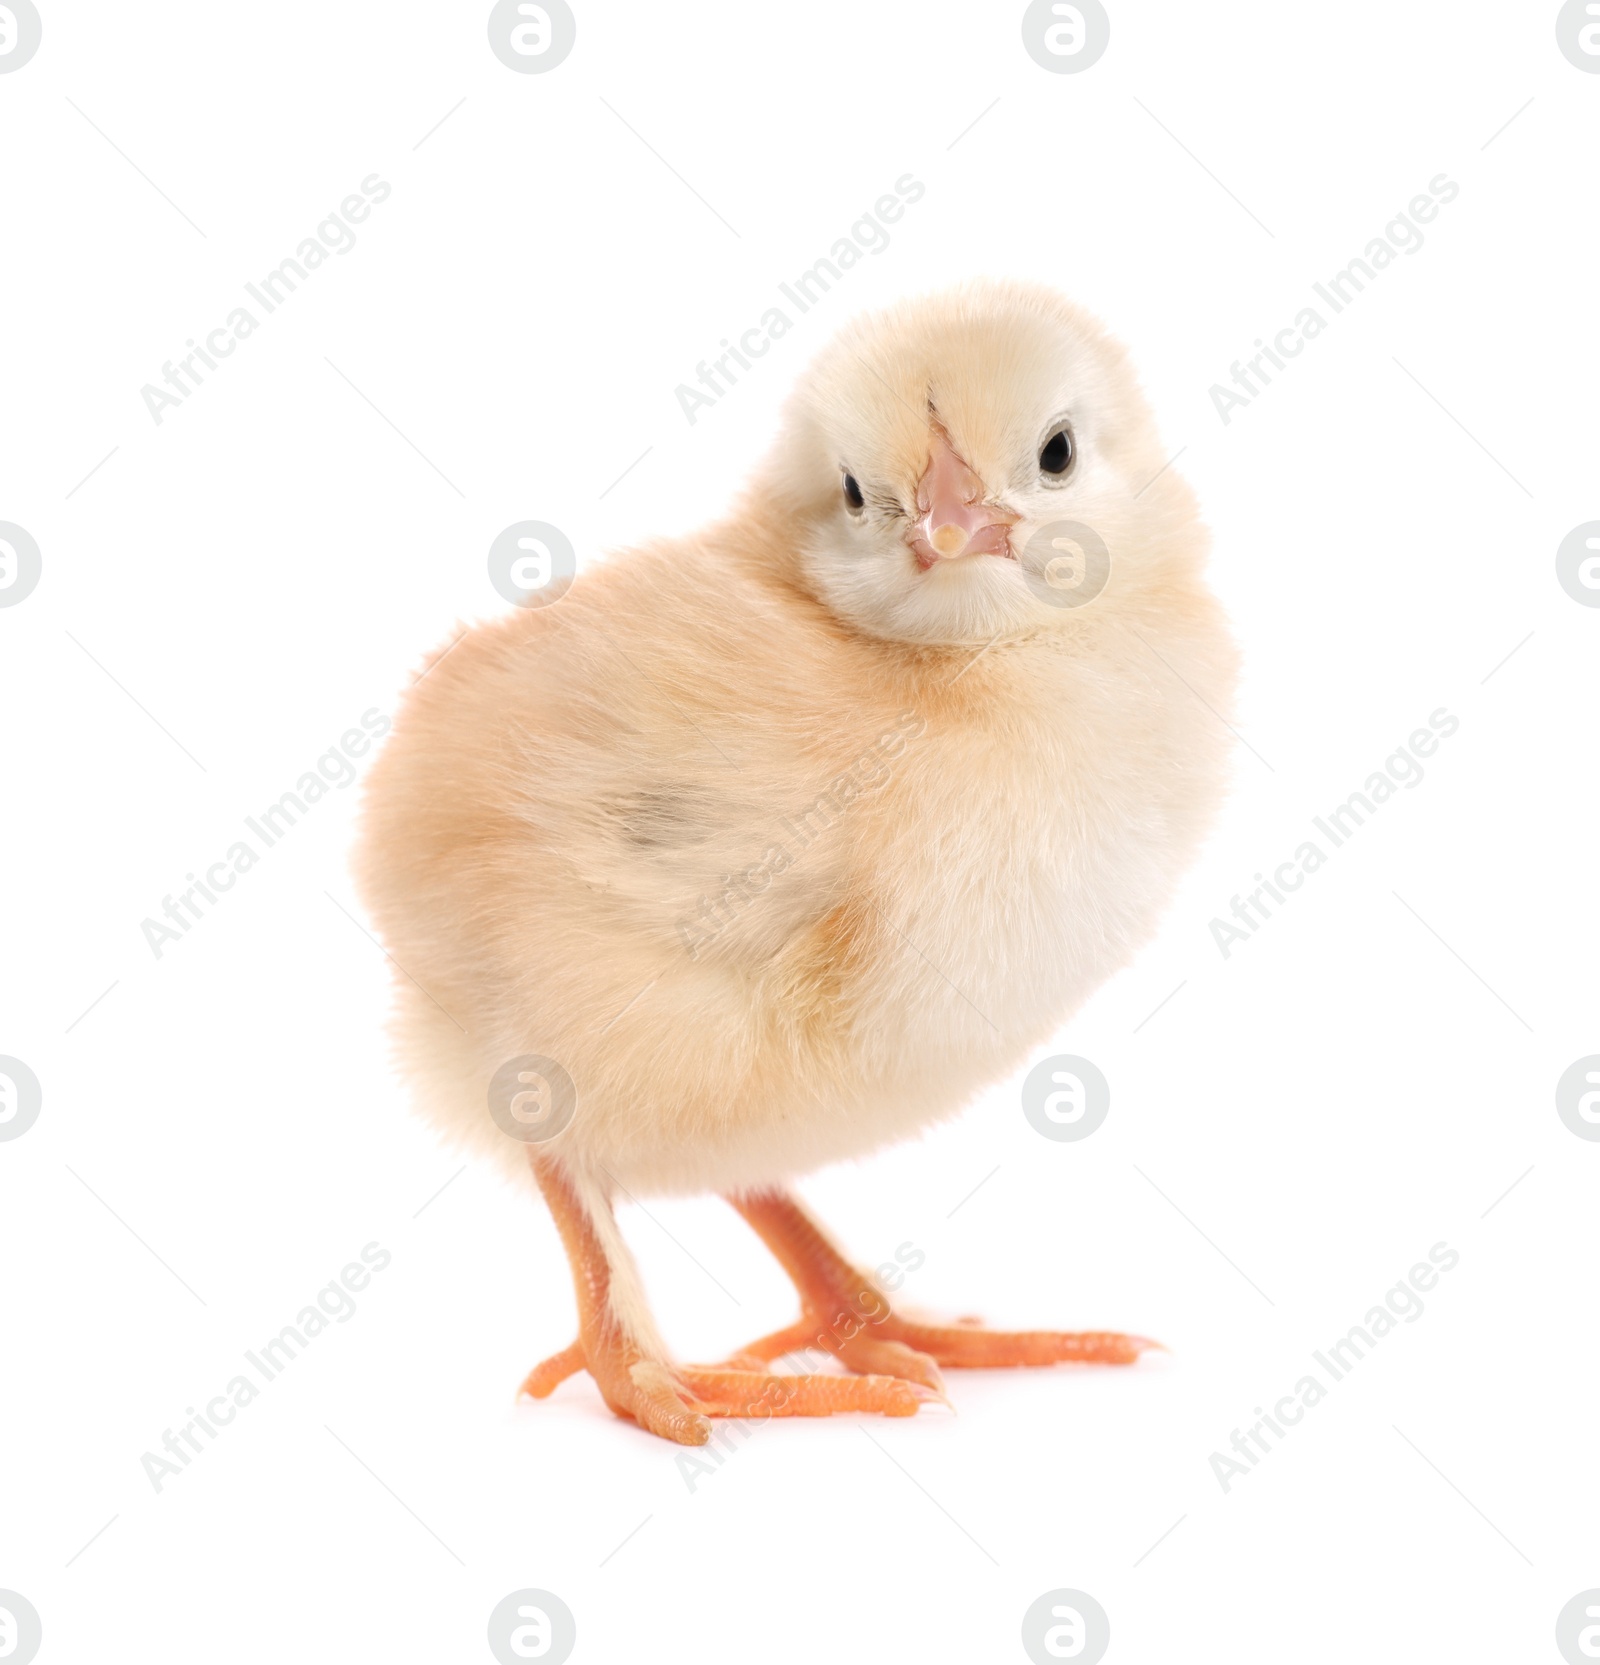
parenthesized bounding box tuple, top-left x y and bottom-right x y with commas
(519, 1156, 928, 1445)
(725, 1189, 1157, 1396)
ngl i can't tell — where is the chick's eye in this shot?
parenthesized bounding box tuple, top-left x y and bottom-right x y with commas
(842, 473, 864, 511)
(1039, 427, 1073, 477)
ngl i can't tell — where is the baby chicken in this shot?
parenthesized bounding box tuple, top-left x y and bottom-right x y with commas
(355, 280, 1237, 1444)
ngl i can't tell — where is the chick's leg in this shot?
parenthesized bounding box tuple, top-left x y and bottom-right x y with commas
(726, 1189, 1155, 1392)
(519, 1157, 925, 1444)
(520, 1155, 711, 1444)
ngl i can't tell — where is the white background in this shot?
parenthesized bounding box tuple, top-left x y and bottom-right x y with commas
(3, 3, 1597, 1661)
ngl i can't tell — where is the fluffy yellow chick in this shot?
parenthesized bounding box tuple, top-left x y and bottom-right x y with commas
(355, 280, 1237, 1444)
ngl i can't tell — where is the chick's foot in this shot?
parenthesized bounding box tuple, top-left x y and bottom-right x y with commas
(726, 1189, 1159, 1391)
(521, 1337, 923, 1438)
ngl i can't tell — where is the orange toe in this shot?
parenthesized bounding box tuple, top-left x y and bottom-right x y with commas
(833, 1333, 948, 1398)
(880, 1321, 1155, 1368)
(679, 1367, 921, 1419)
(520, 1340, 585, 1399)
(717, 1321, 817, 1368)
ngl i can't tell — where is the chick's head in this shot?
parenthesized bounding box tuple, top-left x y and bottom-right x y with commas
(757, 280, 1186, 646)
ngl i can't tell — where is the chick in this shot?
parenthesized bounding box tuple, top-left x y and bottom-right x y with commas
(355, 280, 1237, 1445)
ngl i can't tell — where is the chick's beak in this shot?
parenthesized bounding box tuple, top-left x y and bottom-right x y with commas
(909, 426, 1017, 570)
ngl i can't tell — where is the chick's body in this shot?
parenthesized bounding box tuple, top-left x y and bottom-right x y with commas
(362, 524, 1225, 1193)
(356, 281, 1236, 1442)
